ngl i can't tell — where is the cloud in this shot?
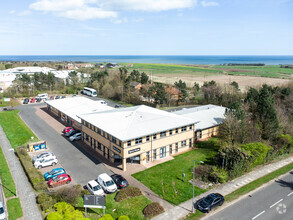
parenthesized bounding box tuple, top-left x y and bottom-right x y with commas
(201, 1, 219, 7)
(9, 10, 16, 14)
(30, 0, 197, 20)
(18, 10, 32, 16)
(111, 17, 128, 24)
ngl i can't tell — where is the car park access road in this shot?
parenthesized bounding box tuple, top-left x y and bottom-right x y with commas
(205, 172, 293, 220)
(17, 104, 113, 186)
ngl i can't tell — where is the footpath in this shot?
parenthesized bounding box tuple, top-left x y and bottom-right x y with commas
(153, 155, 293, 220)
(0, 125, 42, 220)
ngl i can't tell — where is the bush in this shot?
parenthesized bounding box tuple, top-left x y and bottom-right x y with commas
(47, 202, 88, 220)
(118, 216, 130, 220)
(15, 146, 47, 191)
(99, 214, 114, 220)
(37, 192, 56, 211)
(211, 167, 228, 183)
(53, 185, 82, 205)
(143, 202, 164, 218)
(115, 187, 142, 202)
(194, 165, 213, 182)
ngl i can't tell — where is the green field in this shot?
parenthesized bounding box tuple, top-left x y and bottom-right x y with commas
(132, 139, 220, 205)
(7, 198, 23, 220)
(0, 110, 38, 148)
(0, 146, 16, 198)
(121, 63, 293, 79)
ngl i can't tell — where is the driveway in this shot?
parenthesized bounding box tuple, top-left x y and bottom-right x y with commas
(17, 104, 112, 186)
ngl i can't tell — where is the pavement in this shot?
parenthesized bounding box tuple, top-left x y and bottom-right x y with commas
(0, 178, 6, 218)
(0, 125, 42, 220)
(153, 155, 293, 220)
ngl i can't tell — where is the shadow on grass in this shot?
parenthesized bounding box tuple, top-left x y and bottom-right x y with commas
(0, 183, 16, 196)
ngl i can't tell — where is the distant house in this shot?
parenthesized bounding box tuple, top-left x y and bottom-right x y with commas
(127, 64, 133, 67)
(130, 81, 142, 90)
(75, 63, 94, 68)
(165, 85, 182, 102)
(95, 63, 105, 68)
(106, 63, 119, 68)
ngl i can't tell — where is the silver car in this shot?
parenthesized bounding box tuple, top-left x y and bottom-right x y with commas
(33, 152, 55, 163)
(0, 201, 7, 220)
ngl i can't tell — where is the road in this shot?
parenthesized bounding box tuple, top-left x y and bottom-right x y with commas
(17, 103, 112, 186)
(205, 172, 293, 220)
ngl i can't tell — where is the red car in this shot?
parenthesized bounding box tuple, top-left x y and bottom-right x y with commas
(30, 98, 36, 103)
(48, 174, 71, 188)
(63, 127, 74, 133)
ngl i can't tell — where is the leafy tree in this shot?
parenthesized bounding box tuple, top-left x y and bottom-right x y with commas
(119, 67, 128, 83)
(230, 81, 239, 90)
(47, 202, 89, 220)
(174, 80, 188, 103)
(150, 83, 167, 105)
(140, 72, 149, 84)
(47, 72, 56, 90)
(192, 82, 200, 96)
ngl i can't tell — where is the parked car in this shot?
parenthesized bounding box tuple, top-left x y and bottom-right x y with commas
(55, 95, 60, 99)
(66, 129, 80, 137)
(0, 201, 7, 220)
(34, 157, 58, 169)
(33, 152, 56, 163)
(50, 96, 54, 100)
(114, 104, 122, 108)
(44, 167, 66, 181)
(30, 98, 36, 103)
(48, 174, 71, 188)
(97, 173, 117, 193)
(23, 98, 29, 104)
(69, 132, 82, 142)
(36, 93, 48, 100)
(86, 180, 104, 196)
(111, 174, 129, 189)
(63, 127, 74, 134)
(196, 193, 224, 213)
(72, 94, 77, 97)
(36, 98, 42, 103)
(61, 95, 66, 99)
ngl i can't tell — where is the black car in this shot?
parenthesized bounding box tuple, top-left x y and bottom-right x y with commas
(114, 104, 122, 108)
(61, 95, 66, 99)
(196, 193, 224, 213)
(111, 174, 129, 189)
(36, 98, 42, 102)
(23, 98, 29, 104)
(55, 95, 60, 99)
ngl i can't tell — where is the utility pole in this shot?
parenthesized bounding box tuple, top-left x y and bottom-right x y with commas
(192, 160, 204, 213)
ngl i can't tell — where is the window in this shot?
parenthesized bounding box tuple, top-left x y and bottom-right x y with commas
(175, 143, 178, 153)
(85, 134, 89, 141)
(160, 131, 166, 137)
(153, 149, 157, 160)
(112, 137, 116, 144)
(127, 141, 131, 147)
(146, 151, 150, 163)
(98, 128, 101, 135)
(160, 147, 166, 158)
(181, 140, 186, 147)
(169, 130, 173, 135)
(128, 148, 140, 154)
(169, 145, 172, 155)
(146, 136, 150, 142)
(113, 146, 121, 153)
(175, 128, 178, 134)
(135, 137, 142, 144)
(199, 130, 202, 139)
(98, 142, 101, 150)
(189, 124, 192, 130)
(85, 121, 88, 127)
(153, 134, 157, 140)
(181, 126, 187, 132)
(189, 139, 192, 148)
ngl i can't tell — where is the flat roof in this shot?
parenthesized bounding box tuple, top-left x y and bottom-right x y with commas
(78, 105, 197, 142)
(172, 104, 226, 131)
(45, 97, 113, 123)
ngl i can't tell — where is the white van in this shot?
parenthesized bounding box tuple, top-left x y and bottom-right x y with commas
(36, 93, 48, 99)
(97, 173, 117, 193)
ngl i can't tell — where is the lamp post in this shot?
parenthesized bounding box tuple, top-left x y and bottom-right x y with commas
(192, 160, 204, 213)
(8, 148, 17, 197)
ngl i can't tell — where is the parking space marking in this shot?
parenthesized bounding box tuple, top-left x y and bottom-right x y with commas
(252, 211, 265, 220)
(270, 199, 283, 208)
(287, 192, 293, 197)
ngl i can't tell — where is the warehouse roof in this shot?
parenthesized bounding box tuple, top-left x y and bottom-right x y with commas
(45, 97, 113, 123)
(172, 105, 226, 131)
(78, 105, 196, 142)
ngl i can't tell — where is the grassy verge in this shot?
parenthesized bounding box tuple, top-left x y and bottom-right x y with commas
(7, 198, 23, 220)
(76, 192, 152, 220)
(132, 139, 220, 205)
(185, 162, 293, 219)
(0, 146, 16, 198)
(0, 99, 7, 107)
(0, 110, 38, 149)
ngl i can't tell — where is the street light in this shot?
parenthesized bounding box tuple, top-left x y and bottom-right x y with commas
(8, 148, 17, 197)
(192, 160, 204, 213)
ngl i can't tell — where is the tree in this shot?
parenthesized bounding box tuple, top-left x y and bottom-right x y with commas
(192, 82, 200, 96)
(174, 80, 188, 103)
(47, 72, 56, 90)
(119, 67, 128, 83)
(230, 81, 239, 90)
(6, 98, 20, 109)
(46, 202, 89, 220)
(150, 83, 167, 105)
(140, 72, 149, 84)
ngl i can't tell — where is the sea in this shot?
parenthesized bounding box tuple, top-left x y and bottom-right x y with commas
(0, 55, 293, 65)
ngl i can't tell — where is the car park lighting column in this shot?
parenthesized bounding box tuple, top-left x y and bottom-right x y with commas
(192, 160, 204, 213)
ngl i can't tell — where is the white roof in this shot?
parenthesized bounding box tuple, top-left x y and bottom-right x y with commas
(51, 70, 88, 79)
(0, 66, 55, 74)
(88, 180, 99, 187)
(172, 104, 226, 131)
(79, 105, 197, 142)
(98, 173, 112, 181)
(45, 97, 113, 123)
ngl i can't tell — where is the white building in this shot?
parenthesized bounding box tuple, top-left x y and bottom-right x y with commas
(0, 73, 16, 92)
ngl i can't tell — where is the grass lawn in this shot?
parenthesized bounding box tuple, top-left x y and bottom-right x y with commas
(76, 192, 152, 220)
(0, 99, 7, 107)
(132, 139, 220, 205)
(7, 198, 23, 220)
(0, 146, 16, 198)
(0, 110, 38, 148)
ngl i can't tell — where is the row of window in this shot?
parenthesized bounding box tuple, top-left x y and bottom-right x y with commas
(128, 124, 193, 147)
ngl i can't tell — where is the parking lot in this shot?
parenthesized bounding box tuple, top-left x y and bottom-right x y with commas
(18, 103, 113, 186)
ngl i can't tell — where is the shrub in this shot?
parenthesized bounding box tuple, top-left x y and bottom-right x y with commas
(37, 192, 56, 211)
(211, 167, 228, 183)
(118, 216, 130, 220)
(115, 187, 142, 202)
(99, 214, 114, 220)
(15, 146, 47, 191)
(47, 202, 88, 220)
(53, 185, 82, 205)
(194, 165, 213, 182)
(143, 202, 164, 218)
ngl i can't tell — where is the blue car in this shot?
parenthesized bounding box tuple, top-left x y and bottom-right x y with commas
(44, 168, 66, 181)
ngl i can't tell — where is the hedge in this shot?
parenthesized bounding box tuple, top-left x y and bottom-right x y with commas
(143, 202, 164, 218)
(115, 187, 142, 202)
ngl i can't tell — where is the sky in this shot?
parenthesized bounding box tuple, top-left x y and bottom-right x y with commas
(0, 0, 293, 55)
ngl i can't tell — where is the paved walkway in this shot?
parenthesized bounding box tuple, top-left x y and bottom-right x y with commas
(153, 155, 293, 220)
(0, 126, 42, 220)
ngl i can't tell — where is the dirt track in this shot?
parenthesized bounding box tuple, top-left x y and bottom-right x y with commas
(152, 74, 293, 91)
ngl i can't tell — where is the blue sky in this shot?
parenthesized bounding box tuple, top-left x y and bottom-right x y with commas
(1, 0, 293, 55)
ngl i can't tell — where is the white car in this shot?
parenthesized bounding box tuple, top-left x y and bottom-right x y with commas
(33, 152, 56, 163)
(34, 158, 58, 169)
(86, 180, 104, 196)
(97, 173, 117, 193)
(69, 132, 82, 142)
(36, 93, 48, 100)
(0, 201, 6, 220)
